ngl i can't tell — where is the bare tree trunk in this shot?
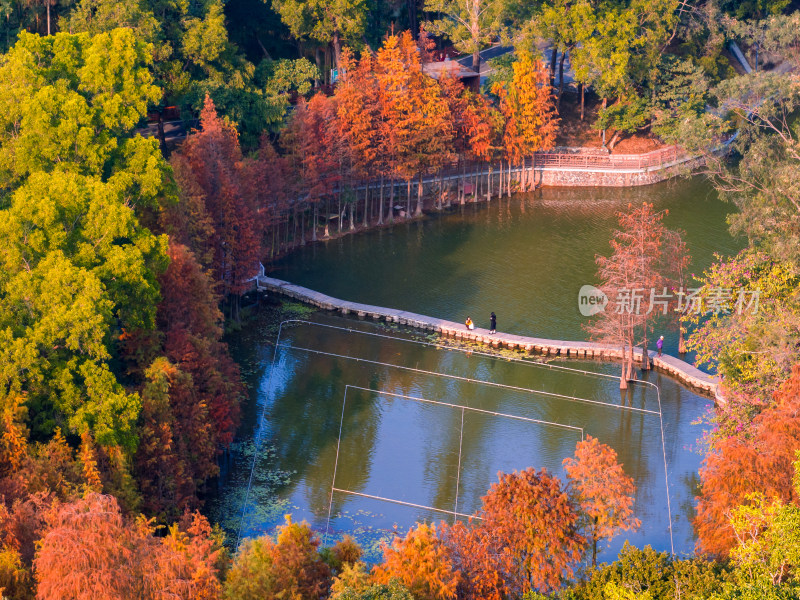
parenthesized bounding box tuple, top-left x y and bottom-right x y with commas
(363, 181, 369, 227)
(620, 344, 629, 390)
(407, 0, 418, 38)
(557, 50, 567, 110)
(47, 1, 51, 35)
(337, 192, 342, 234)
(387, 179, 394, 223)
(416, 172, 424, 216)
(378, 175, 384, 224)
(679, 326, 687, 354)
(157, 110, 170, 159)
(499, 160, 503, 198)
(332, 30, 342, 72)
(406, 179, 411, 216)
(549, 48, 557, 87)
(486, 163, 491, 202)
(580, 83, 585, 121)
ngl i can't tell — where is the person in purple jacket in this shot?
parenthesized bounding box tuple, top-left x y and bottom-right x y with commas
(656, 335, 664, 356)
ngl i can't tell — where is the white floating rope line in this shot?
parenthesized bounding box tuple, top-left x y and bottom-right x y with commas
(242, 319, 674, 558)
(277, 318, 663, 394)
(344, 385, 584, 435)
(331, 488, 480, 521)
(277, 343, 661, 416)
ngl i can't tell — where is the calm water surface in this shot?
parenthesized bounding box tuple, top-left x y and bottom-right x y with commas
(222, 178, 743, 562)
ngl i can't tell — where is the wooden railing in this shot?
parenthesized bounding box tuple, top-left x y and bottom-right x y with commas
(533, 145, 684, 170)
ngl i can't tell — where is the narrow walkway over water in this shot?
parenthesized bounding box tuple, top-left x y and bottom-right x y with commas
(255, 274, 720, 398)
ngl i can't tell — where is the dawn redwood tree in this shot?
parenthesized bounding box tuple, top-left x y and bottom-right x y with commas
(241, 137, 293, 258)
(282, 93, 340, 241)
(492, 53, 558, 194)
(335, 49, 384, 224)
(439, 520, 505, 600)
(695, 364, 800, 558)
(157, 242, 242, 449)
(663, 228, 691, 353)
(439, 67, 500, 204)
(372, 522, 460, 600)
(563, 435, 641, 567)
(477, 468, 585, 596)
(174, 95, 261, 321)
(588, 203, 676, 385)
(34, 493, 224, 600)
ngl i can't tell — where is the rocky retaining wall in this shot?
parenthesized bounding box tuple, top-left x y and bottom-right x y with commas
(535, 157, 705, 187)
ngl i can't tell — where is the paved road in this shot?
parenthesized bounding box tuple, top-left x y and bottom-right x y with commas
(136, 119, 195, 143)
(455, 44, 575, 86)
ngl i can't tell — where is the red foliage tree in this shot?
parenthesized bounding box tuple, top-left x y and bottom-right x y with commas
(563, 435, 640, 566)
(170, 95, 261, 319)
(695, 363, 800, 558)
(587, 203, 676, 386)
(133, 241, 242, 518)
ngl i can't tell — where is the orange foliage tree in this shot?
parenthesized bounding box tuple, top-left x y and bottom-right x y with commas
(375, 32, 454, 220)
(492, 53, 558, 194)
(335, 49, 384, 226)
(695, 363, 800, 558)
(563, 435, 640, 567)
(439, 519, 505, 600)
(445, 468, 585, 597)
(372, 522, 460, 600)
(480, 468, 584, 595)
(34, 494, 223, 600)
(587, 203, 677, 387)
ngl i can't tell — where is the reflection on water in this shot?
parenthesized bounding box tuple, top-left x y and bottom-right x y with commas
(222, 180, 735, 561)
(229, 317, 711, 561)
(271, 178, 743, 356)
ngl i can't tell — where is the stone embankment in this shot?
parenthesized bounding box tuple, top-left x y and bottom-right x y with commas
(255, 275, 720, 399)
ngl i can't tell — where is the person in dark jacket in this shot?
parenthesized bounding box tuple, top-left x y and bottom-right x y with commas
(490, 312, 496, 334)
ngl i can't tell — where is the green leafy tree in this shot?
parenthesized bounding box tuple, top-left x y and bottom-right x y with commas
(66, 0, 285, 146)
(334, 581, 415, 600)
(712, 456, 800, 598)
(567, 542, 729, 600)
(271, 0, 368, 70)
(424, 0, 508, 73)
(224, 516, 331, 600)
(683, 250, 800, 400)
(0, 30, 170, 453)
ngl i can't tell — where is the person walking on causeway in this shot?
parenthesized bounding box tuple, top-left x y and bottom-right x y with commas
(656, 335, 664, 357)
(465, 317, 475, 330)
(490, 312, 496, 334)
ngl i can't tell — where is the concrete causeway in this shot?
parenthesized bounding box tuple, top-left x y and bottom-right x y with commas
(255, 275, 720, 399)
